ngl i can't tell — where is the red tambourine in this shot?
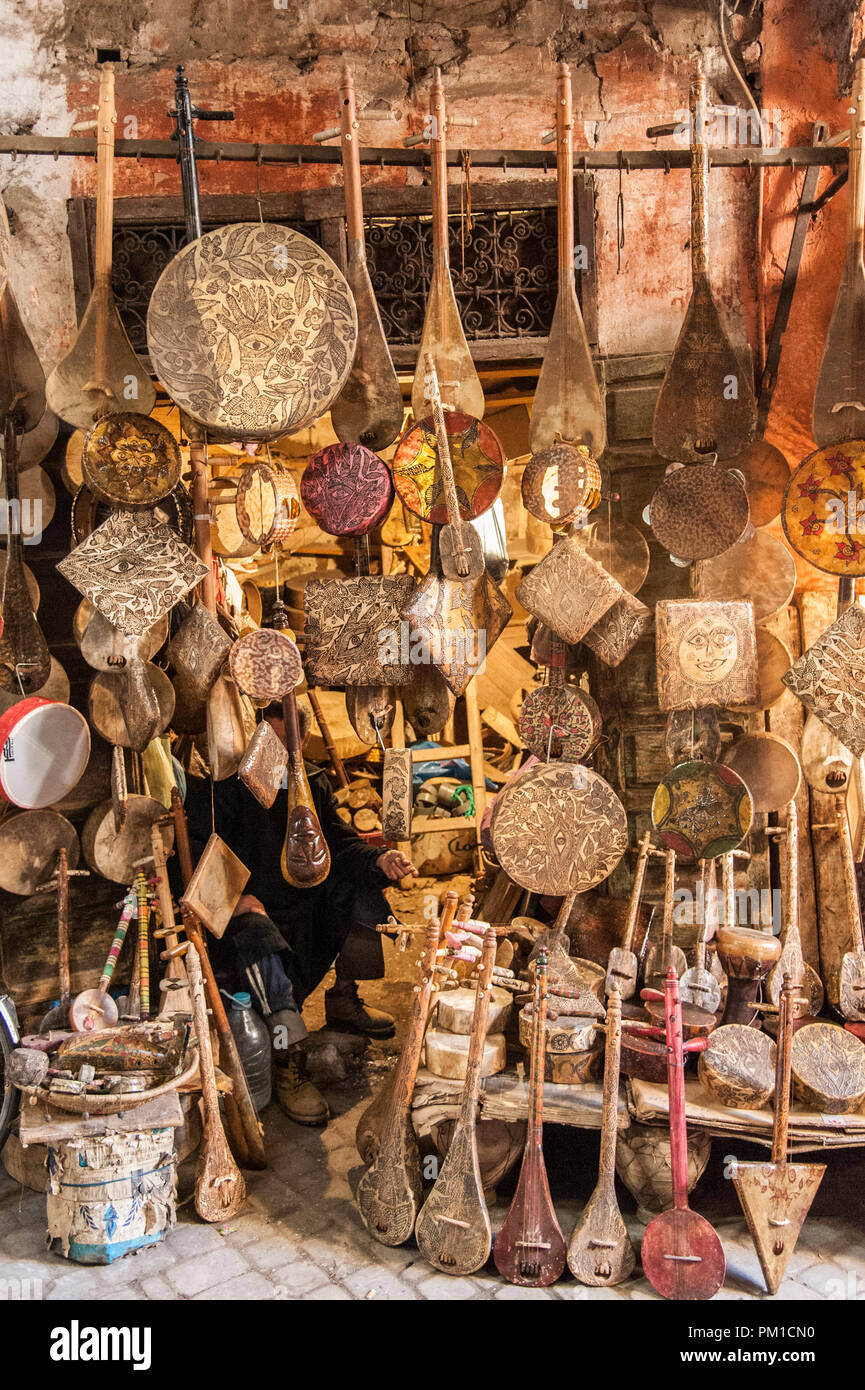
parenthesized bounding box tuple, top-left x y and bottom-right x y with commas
(0, 697, 91, 809)
(300, 443, 394, 538)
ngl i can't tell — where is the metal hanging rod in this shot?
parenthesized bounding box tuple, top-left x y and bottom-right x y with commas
(0, 134, 849, 171)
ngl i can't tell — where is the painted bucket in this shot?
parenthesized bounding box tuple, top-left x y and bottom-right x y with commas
(46, 1128, 177, 1264)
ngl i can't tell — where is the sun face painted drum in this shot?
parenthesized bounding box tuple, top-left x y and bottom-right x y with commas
(0, 698, 90, 809)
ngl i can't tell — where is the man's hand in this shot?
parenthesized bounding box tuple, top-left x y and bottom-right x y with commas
(376, 849, 418, 882)
(233, 893, 269, 918)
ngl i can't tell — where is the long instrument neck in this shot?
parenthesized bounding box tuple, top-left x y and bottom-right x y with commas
(174, 66, 203, 244)
(836, 793, 865, 953)
(664, 970, 689, 1209)
(690, 67, 709, 280)
(662, 847, 677, 971)
(526, 952, 547, 1144)
(598, 988, 622, 1188)
(556, 60, 575, 291)
(3, 419, 23, 567)
(340, 65, 366, 250)
(427, 375, 461, 528)
(430, 68, 449, 274)
(848, 58, 865, 266)
(623, 832, 652, 952)
(457, 926, 496, 1129)
(785, 799, 799, 944)
(354, 534, 371, 577)
(772, 977, 794, 1167)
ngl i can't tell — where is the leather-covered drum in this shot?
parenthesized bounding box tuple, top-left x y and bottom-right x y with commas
(0, 698, 90, 809)
(301, 443, 394, 537)
(81, 413, 182, 507)
(391, 412, 504, 522)
(235, 464, 301, 548)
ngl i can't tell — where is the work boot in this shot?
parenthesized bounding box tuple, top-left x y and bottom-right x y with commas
(274, 1046, 329, 1126)
(325, 979, 395, 1038)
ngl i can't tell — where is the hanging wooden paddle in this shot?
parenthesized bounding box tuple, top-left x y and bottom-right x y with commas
(423, 354, 484, 580)
(652, 62, 756, 461)
(733, 975, 826, 1295)
(0, 204, 45, 436)
(765, 801, 823, 1017)
(567, 985, 635, 1285)
(414, 925, 496, 1274)
(494, 948, 567, 1286)
(46, 66, 155, 430)
(410, 68, 483, 421)
(356, 910, 448, 1241)
(530, 61, 605, 455)
(0, 422, 51, 694)
(329, 65, 403, 450)
(812, 59, 865, 447)
(638, 969, 726, 1300)
(355, 893, 457, 1166)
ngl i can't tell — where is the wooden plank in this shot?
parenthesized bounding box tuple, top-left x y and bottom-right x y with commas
(19, 1090, 184, 1146)
(574, 172, 599, 348)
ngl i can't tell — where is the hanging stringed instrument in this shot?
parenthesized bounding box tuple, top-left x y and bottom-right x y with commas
(355, 893, 458, 1166)
(356, 913, 447, 1244)
(494, 948, 566, 1286)
(414, 925, 496, 1275)
(0, 421, 51, 694)
(812, 59, 865, 447)
(0, 201, 45, 436)
(765, 802, 823, 1017)
(46, 65, 155, 429)
(423, 354, 484, 581)
(652, 61, 756, 461)
(733, 975, 826, 1295)
(529, 61, 605, 455)
(329, 65, 403, 450)
(410, 68, 483, 421)
(637, 969, 726, 1300)
(567, 985, 635, 1285)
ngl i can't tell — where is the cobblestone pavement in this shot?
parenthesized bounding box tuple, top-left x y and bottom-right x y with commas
(3, 941, 865, 1302)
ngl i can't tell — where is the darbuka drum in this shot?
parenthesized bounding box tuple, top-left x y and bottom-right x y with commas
(0, 699, 90, 809)
(716, 926, 781, 1027)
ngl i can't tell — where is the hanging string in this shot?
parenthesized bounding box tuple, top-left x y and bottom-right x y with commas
(255, 148, 264, 223)
(616, 154, 627, 274)
(459, 148, 472, 274)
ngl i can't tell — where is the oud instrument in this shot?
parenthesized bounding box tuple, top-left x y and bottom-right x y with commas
(567, 985, 635, 1285)
(638, 969, 726, 1300)
(494, 948, 566, 1286)
(410, 68, 483, 421)
(733, 975, 826, 1295)
(414, 925, 497, 1274)
(356, 909, 449, 1244)
(355, 892, 458, 1166)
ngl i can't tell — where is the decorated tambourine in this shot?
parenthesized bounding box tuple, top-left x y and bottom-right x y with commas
(81, 413, 182, 508)
(301, 442, 394, 537)
(651, 759, 752, 861)
(649, 463, 750, 561)
(781, 440, 865, 576)
(391, 411, 504, 522)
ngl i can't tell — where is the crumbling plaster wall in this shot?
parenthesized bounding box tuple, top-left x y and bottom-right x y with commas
(0, 0, 863, 476)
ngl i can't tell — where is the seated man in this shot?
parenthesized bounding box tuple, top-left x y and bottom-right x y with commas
(183, 701, 415, 1126)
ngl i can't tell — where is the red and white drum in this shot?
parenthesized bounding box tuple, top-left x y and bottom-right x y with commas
(0, 698, 91, 809)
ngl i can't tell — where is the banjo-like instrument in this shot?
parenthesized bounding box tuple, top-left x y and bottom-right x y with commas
(327, 66, 403, 450)
(652, 61, 756, 461)
(410, 68, 483, 421)
(46, 65, 155, 430)
(529, 62, 605, 455)
(494, 948, 567, 1286)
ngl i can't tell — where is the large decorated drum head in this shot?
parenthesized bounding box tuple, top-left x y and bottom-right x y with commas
(651, 759, 752, 861)
(490, 763, 628, 895)
(391, 412, 504, 522)
(781, 440, 865, 576)
(301, 443, 394, 537)
(146, 223, 358, 441)
(649, 464, 750, 561)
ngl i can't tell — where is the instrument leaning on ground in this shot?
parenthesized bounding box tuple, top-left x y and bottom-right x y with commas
(529, 61, 605, 455)
(494, 948, 567, 1286)
(46, 65, 156, 430)
(651, 61, 756, 462)
(604, 830, 658, 1000)
(185, 943, 246, 1221)
(415, 925, 497, 1275)
(733, 976, 826, 1295)
(812, 58, 865, 447)
(567, 986, 635, 1286)
(679, 859, 722, 1015)
(410, 67, 483, 421)
(357, 909, 450, 1242)
(326, 64, 403, 450)
(637, 970, 726, 1300)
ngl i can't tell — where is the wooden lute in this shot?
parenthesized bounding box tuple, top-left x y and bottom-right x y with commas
(410, 68, 483, 421)
(652, 61, 756, 461)
(415, 925, 497, 1274)
(638, 969, 726, 1300)
(46, 64, 155, 429)
(356, 911, 448, 1244)
(185, 942, 247, 1221)
(567, 986, 635, 1285)
(812, 59, 865, 447)
(836, 789, 865, 1020)
(0, 421, 51, 693)
(733, 975, 826, 1295)
(355, 892, 458, 1165)
(494, 948, 567, 1286)
(423, 354, 484, 581)
(329, 65, 403, 450)
(604, 830, 656, 999)
(529, 61, 605, 455)
(280, 689, 331, 888)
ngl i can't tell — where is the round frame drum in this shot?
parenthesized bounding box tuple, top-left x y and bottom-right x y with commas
(235, 464, 301, 548)
(392, 412, 504, 522)
(301, 443, 394, 537)
(0, 698, 90, 809)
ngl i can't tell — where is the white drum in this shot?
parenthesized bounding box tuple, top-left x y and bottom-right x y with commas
(0, 698, 91, 808)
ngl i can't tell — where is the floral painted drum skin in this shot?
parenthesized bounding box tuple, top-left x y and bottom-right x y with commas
(782, 439, 865, 576)
(391, 412, 504, 522)
(651, 758, 753, 862)
(300, 442, 394, 537)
